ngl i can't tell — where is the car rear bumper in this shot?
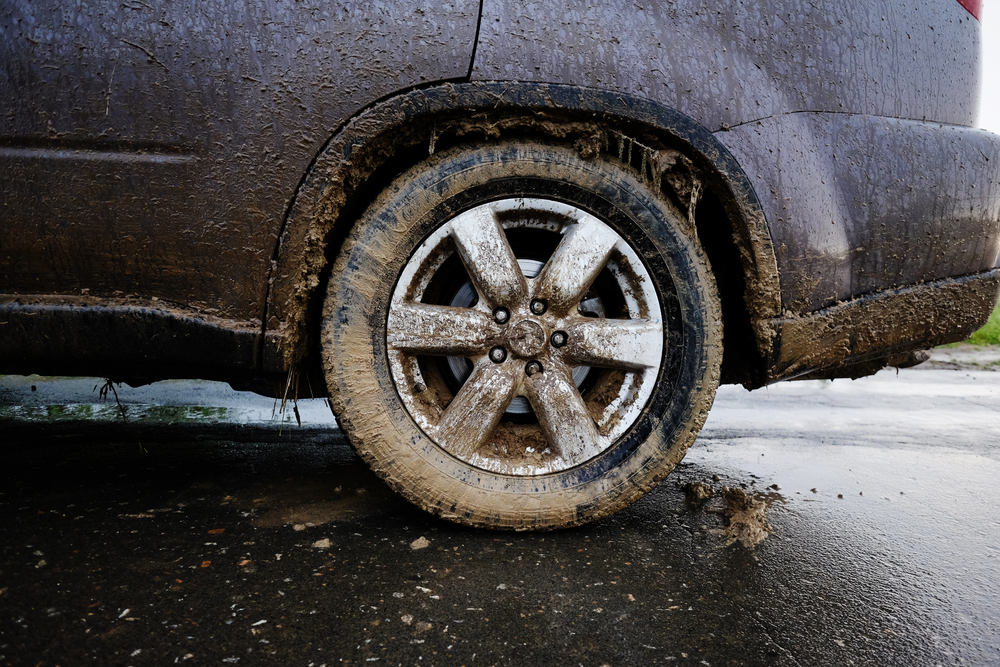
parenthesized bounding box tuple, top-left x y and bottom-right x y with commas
(717, 113, 1000, 314)
(763, 267, 1000, 383)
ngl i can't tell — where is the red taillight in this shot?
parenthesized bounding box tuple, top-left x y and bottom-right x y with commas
(957, 0, 981, 20)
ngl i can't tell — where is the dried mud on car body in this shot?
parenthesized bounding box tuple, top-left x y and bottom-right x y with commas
(766, 272, 1000, 381)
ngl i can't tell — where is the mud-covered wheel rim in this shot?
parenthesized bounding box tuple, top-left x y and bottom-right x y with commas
(386, 198, 664, 475)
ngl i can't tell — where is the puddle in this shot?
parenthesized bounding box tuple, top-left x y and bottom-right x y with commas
(0, 403, 240, 423)
(0, 376, 338, 427)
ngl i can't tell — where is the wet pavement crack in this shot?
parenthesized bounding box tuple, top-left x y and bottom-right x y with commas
(738, 603, 805, 667)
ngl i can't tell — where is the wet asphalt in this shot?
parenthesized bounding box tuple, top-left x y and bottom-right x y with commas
(1, 361, 998, 667)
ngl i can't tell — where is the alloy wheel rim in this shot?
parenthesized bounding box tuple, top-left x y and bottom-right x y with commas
(386, 198, 665, 475)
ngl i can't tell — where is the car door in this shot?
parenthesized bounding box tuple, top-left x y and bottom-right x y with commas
(1, 0, 479, 326)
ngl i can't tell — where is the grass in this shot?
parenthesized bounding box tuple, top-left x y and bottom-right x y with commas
(967, 301, 1000, 346)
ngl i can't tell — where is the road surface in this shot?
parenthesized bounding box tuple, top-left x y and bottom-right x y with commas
(1, 360, 998, 666)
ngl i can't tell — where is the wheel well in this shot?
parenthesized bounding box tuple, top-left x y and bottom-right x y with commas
(693, 191, 758, 385)
(270, 87, 776, 390)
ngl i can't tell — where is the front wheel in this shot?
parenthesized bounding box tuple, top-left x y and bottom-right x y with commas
(323, 141, 721, 530)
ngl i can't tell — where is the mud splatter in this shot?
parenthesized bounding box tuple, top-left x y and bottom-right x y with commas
(721, 486, 772, 549)
(682, 481, 715, 502)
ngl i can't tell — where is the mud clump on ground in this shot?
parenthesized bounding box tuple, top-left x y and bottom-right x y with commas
(721, 486, 772, 549)
(682, 481, 715, 502)
(680, 479, 773, 549)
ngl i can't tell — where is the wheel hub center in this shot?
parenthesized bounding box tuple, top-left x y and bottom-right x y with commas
(507, 319, 546, 358)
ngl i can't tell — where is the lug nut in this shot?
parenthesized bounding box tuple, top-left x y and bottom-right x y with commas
(489, 346, 507, 363)
(525, 361, 543, 376)
(550, 330, 567, 348)
(493, 307, 510, 324)
(529, 299, 548, 315)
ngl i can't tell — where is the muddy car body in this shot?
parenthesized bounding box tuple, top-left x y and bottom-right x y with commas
(3, 0, 999, 528)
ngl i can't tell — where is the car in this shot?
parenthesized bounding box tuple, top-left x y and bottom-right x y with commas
(2, 0, 998, 529)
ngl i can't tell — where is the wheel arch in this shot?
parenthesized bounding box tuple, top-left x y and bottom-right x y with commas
(264, 82, 781, 388)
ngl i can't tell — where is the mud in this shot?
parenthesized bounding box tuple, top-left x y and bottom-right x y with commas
(607, 130, 700, 225)
(681, 481, 714, 502)
(434, 115, 608, 160)
(720, 486, 772, 549)
(766, 270, 1000, 382)
(485, 421, 550, 466)
(680, 481, 773, 549)
(0, 293, 256, 327)
(583, 368, 628, 434)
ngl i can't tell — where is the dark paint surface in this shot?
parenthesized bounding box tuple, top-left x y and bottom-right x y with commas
(720, 113, 1000, 311)
(1, 0, 479, 321)
(0, 301, 259, 382)
(473, 0, 980, 130)
(1, 371, 998, 665)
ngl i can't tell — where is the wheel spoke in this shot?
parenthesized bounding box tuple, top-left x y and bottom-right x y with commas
(449, 207, 528, 308)
(532, 216, 620, 313)
(435, 360, 518, 459)
(524, 361, 603, 464)
(387, 303, 493, 356)
(563, 319, 663, 370)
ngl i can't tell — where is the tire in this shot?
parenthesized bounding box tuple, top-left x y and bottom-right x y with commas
(322, 141, 721, 530)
